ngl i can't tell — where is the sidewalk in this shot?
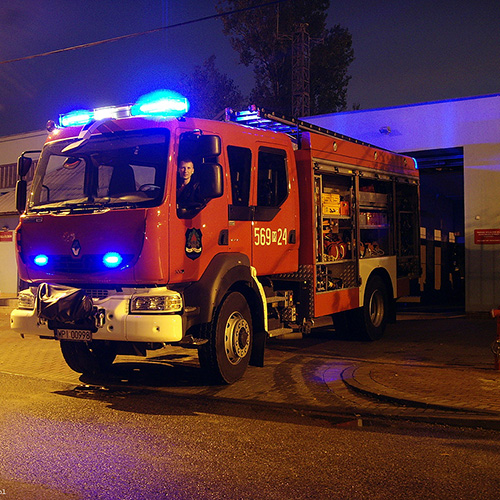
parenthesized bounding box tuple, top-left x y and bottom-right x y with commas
(338, 359, 500, 414)
(321, 311, 500, 426)
(0, 293, 17, 307)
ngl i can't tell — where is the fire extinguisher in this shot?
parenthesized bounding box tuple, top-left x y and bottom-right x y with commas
(490, 307, 500, 370)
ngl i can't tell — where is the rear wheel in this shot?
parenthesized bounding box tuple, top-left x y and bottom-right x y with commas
(332, 275, 389, 341)
(60, 340, 117, 374)
(360, 275, 389, 340)
(198, 291, 252, 384)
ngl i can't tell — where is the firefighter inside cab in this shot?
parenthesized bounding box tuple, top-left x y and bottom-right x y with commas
(177, 157, 201, 207)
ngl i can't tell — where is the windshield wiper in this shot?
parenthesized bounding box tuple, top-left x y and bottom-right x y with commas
(62, 200, 111, 211)
(29, 200, 108, 213)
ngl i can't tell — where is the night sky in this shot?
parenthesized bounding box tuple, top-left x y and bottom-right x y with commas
(1, 0, 499, 136)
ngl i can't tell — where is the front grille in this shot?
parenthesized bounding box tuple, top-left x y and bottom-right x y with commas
(28, 254, 134, 274)
(84, 289, 111, 300)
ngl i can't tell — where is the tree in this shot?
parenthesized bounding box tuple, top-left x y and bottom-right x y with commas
(217, 0, 354, 116)
(176, 55, 244, 119)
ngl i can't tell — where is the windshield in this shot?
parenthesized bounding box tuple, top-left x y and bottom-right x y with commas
(28, 130, 169, 211)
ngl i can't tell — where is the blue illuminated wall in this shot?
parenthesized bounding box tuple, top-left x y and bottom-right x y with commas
(305, 94, 500, 312)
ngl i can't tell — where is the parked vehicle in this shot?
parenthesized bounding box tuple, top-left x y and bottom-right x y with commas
(10, 91, 420, 383)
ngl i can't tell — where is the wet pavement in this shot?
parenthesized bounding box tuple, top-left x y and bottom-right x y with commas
(1, 298, 499, 429)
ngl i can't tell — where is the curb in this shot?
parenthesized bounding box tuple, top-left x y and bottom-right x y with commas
(74, 374, 500, 432)
(0, 297, 17, 307)
(340, 365, 500, 429)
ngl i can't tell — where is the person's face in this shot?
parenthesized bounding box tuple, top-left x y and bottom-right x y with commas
(178, 161, 194, 182)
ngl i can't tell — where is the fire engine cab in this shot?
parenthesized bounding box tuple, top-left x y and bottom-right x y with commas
(10, 91, 420, 384)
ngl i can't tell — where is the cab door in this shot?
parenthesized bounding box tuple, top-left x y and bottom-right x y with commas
(226, 145, 254, 257)
(251, 146, 298, 275)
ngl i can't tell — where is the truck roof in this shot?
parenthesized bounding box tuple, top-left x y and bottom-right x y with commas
(46, 106, 417, 178)
(226, 107, 418, 177)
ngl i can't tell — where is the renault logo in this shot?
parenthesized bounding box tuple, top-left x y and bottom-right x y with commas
(71, 239, 81, 257)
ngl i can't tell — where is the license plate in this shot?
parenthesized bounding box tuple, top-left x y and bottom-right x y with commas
(56, 329, 92, 341)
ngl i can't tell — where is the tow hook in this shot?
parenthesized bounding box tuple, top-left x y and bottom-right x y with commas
(94, 308, 106, 329)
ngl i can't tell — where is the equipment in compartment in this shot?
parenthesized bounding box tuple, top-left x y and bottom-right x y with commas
(359, 241, 384, 258)
(323, 218, 351, 261)
(321, 192, 341, 215)
(359, 211, 388, 227)
(316, 261, 357, 292)
(317, 176, 353, 265)
(358, 191, 388, 207)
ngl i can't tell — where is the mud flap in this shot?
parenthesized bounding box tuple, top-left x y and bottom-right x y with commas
(250, 328, 266, 367)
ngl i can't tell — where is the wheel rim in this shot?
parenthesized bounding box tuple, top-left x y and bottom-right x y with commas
(368, 290, 385, 328)
(224, 311, 251, 365)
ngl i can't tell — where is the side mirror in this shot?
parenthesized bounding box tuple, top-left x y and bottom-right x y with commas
(199, 163, 223, 200)
(17, 150, 41, 177)
(197, 135, 221, 158)
(17, 155, 32, 177)
(179, 133, 221, 160)
(15, 179, 27, 214)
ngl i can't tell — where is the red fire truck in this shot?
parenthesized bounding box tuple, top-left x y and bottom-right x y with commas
(10, 91, 420, 383)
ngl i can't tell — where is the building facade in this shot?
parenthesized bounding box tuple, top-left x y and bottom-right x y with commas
(306, 94, 500, 312)
(0, 130, 46, 294)
(1, 96, 500, 312)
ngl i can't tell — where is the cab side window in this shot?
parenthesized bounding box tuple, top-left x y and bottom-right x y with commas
(227, 145, 251, 206)
(176, 131, 223, 218)
(257, 148, 288, 208)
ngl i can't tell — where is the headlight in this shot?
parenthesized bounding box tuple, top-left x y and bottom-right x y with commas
(18, 289, 36, 310)
(130, 291, 182, 313)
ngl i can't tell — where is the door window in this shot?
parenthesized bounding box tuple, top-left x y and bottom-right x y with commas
(227, 146, 251, 206)
(257, 148, 288, 208)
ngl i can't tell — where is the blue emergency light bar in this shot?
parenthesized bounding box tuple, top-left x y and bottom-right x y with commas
(130, 90, 189, 117)
(58, 90, 189, 128)
(59, 110, 94, 128)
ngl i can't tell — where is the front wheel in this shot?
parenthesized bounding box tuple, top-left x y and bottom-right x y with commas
(60, 340, 117, 374)
(198, 291, 252, 384)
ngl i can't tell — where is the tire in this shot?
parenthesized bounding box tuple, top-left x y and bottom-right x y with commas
(360, 275, 389, 340)
(198, 291, 252, 384)
(332, 276, 389, 341)
(60, 340, 117, 374)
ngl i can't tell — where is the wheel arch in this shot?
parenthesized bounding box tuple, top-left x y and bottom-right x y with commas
(183, 253, 266, 366)
(183, 253, 261, 323)
(361, 267, 394, 305)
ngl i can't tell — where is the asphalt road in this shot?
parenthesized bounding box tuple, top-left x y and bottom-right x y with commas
(1, 371, 500, 500)
(1, 303, 500, 498)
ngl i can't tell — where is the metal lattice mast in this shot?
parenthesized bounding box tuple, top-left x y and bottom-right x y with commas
(292, 24, 310, 118)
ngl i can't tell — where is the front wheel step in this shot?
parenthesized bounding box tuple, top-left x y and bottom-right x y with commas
(174, 335, 208, 349)
(267, 327, 295, 338)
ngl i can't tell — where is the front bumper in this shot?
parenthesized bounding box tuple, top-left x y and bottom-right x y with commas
(10, 290, 183, 343)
